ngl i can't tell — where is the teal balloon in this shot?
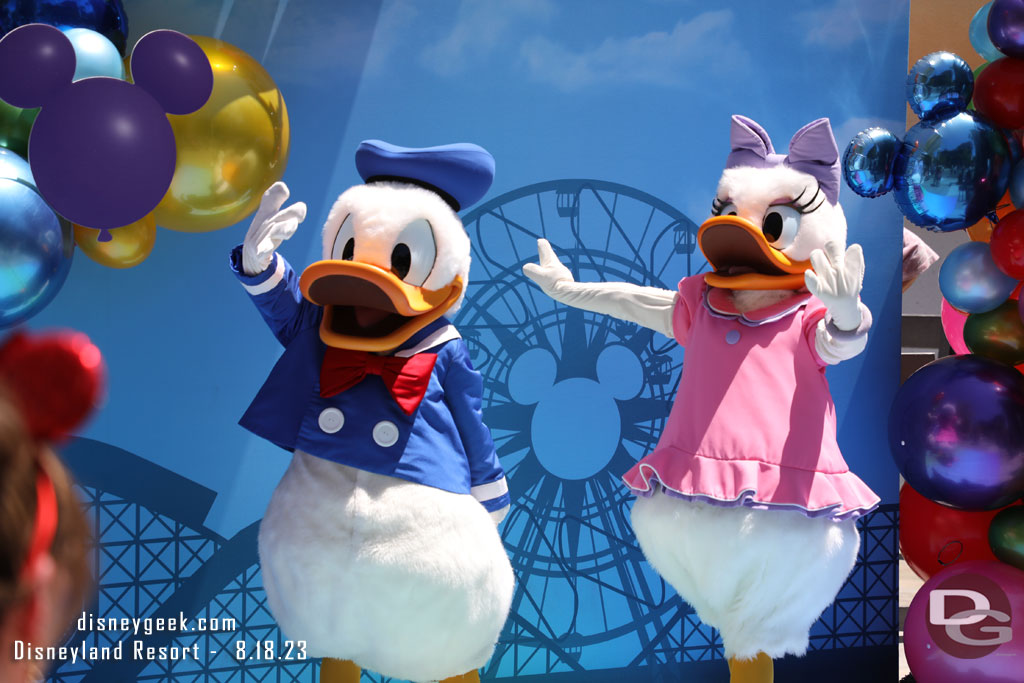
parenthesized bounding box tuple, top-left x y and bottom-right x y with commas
(62, 27, 123, 81)
(0, 178, 73, 327)
(989, 506, 1024, 570)
(972, 1, 1005, 62)
(0, 147, 33, 186)
(939, 241, 1019, 313)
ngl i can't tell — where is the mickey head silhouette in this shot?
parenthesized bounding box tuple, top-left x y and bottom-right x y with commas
(0, 23, 212, 233)
(509, 344, 643, 481)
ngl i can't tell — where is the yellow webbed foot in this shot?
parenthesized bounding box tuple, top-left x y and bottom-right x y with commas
(441, 671, 480, 683)
(728, 652, 773, 683)
(320, 658, 361, 683)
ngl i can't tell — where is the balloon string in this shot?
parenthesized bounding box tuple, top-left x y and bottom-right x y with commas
(98, 229, 113, 243)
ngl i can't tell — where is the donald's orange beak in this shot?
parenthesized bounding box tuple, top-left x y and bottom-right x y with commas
(299, 260, 463, 351)
(697, 215, 811, 290)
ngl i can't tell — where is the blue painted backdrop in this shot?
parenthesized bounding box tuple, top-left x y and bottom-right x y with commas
(31, 0, 908, 680)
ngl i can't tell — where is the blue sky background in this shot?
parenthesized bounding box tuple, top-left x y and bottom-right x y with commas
(31, 0, 909, 538)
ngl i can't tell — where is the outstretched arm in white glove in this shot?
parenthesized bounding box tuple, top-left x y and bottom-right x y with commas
(523, 239, 677, 339)
(805, 241, 872, 364)
(232, 182, 320, 347)
(242, 182, 307, 276)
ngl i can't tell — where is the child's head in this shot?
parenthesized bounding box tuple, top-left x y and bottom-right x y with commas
(0, 331, 103, 681)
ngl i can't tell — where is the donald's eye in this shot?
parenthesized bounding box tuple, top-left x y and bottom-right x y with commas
(331, 214, 355, 260)
(762, 205, 800, 248)
(391, 219, 436, 286)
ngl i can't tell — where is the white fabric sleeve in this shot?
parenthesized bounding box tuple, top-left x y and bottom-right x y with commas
(545, 281, 678, 339)
(814, 300, 872, 365)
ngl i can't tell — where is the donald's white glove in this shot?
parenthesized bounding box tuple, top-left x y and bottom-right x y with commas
(241, 182, 307, 276)
(804, 241, 865, 331)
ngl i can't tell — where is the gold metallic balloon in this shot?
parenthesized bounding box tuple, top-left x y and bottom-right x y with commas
(153, 35, 289, 233)
(74, 213, 156, 269)
(964, 298, 1024, 365)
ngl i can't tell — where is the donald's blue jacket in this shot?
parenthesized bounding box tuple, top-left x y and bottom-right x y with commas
(231, 245, 510, 513)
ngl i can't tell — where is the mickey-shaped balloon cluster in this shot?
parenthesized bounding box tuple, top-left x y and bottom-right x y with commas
(842, 50, 1014, 232)
(0, 23, 212, 237)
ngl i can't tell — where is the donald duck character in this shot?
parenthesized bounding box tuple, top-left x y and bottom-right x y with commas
(230, 141, 514, 683)
(524, 116, 880, 683)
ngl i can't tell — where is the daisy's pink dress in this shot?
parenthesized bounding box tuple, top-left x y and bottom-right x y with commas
(622, 274, 879, 521)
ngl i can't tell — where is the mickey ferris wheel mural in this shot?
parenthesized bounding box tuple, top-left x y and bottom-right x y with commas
(0, 0, 917, 681)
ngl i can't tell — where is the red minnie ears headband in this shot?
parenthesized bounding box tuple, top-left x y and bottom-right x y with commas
(0, 331, 105, 578)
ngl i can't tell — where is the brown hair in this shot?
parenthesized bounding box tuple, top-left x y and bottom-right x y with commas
(0, 389, 90, 625)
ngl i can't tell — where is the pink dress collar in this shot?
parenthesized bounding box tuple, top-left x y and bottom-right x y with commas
(703, 285, 814, 326)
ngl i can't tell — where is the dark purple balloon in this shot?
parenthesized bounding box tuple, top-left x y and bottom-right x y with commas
(130, 30, 212, 115)
(29, 77, 175, 229)
(990, 0, 1024, 59)
(0, 23, 74, 108)
(889, 354, 1024, 510)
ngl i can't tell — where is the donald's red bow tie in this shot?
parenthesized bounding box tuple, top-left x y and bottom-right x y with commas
(320, 348, 437, 415)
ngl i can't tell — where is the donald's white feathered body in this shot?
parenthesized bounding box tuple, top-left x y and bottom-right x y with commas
(525, 116, 879, 682)
(235, 142, 513, 683)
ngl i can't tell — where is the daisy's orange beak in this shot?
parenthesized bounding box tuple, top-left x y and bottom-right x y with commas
(299, 259, 463, 351)
(697, 215, 812, 290)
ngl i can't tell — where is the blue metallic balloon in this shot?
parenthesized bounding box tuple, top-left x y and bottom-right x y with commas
(0, 178, 73, 327)
(843, 127, 900, 197)
(1010, 159, 1024, 208)
(0, 0, 127, 55)
(893, 112, 1013, 231)
(890, 354, 1024, 510)
(0, 147, 33, 186)
(973, 2, 1006, 61)
(62, 27, 123, 81)
(939, 241, 1019, 313)
(906, 51, 974, 120)
(989, 0, 1024, 60)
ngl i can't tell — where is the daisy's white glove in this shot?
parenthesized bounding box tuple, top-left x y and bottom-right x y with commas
(523, 239, 677, 338)
(804, 241, 865, 331)
(241, 182, 307, 276)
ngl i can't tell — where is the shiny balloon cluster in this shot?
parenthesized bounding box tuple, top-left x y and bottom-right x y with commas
(843, 51, 1012, 232)
(0, 0, 290, 327)
(868, 4, 1024, 682)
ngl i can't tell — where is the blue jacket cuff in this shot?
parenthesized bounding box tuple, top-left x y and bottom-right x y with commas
(479, 492, 511, 513)
(230, 245, 284, 292)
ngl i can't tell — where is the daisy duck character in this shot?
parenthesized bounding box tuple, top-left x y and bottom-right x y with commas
(524, 116, 880, 683)
(231, 141, 514, 683)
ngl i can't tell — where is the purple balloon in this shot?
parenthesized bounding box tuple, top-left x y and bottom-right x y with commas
(130, 30, 212, 115)
(0, 23, 74, 108)
(889, 354, 1024, 510)
(905, 560, 1024, 683)
(29, 77, 175, 229)
(989, 0, 1024, 59)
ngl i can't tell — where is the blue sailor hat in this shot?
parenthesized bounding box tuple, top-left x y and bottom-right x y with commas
(355, 139, 495, 212)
